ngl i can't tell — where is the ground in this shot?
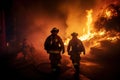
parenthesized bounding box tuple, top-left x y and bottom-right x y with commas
(0, 50, 120, 80)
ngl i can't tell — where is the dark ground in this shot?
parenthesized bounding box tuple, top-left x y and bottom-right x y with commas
(0, 51, 120, 80)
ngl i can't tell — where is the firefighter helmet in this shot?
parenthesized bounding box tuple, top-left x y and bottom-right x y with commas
(51, 27, 59, 33)
(71, 32, 78, 37)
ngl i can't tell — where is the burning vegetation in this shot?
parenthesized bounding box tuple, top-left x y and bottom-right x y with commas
(94, 3, 120, 32)
(64, 3, 120, 61)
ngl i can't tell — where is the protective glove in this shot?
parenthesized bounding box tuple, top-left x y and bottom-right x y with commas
(83, 51, 85, 55)
(68, 51, 71, 55)
(62, 49, 65, 54)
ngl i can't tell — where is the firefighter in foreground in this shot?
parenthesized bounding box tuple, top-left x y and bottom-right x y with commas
(44, 27, 65, 73)
(67, 32, 85, 74)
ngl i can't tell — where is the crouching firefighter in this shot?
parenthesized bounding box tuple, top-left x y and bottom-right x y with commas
(44, 27, 65, 73)
(67, 32, 85, 74)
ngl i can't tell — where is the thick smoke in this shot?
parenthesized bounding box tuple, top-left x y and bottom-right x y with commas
(12, 0, 68, 50)
(11, 0, 98, 51)
(9, 0, 120, 62)
(59, 0, 97, 37)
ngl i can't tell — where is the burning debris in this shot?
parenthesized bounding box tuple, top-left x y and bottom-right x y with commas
(94, 3, 120, 32)
(64, 3, 120, 63)
(85, 3, 120, 64)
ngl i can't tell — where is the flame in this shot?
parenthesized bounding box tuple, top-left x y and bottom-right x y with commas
(64, 9, 94, 45)
(105, 9, 112, 18)
(64, 9, 94, 55)
(64, 8, 120, 55)
(79, 9, 93, 41)
(64, 38, 70, 46)
(86, 9, 93, 35)
(104, 7, 118, 19)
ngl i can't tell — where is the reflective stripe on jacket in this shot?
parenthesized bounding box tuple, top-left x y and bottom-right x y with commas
(48, 50, 61, 54)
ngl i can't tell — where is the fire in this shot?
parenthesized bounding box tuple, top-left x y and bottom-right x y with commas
(104, 6, 118, 19)
(64, 9, 94, 54)
(105, 9, 112, 19)
(64, 8, 120, 54)
(79, 9, 93, 41)
(64, 38, 70, 46)
(64, 9, 94, 45)
(86, 9, 93, 35)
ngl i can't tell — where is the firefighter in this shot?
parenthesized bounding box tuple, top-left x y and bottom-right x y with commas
(67, 32, 85, 74)
(21, 38, 31, 60)
(44, 27, 65, 73)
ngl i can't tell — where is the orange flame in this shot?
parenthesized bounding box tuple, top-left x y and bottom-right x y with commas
(104, 7, 118, 19)
(64, 8, 120, 55)
(79, 9, 93, 41)
(64, 9, 94, 45)
(105, 9, 112, 18)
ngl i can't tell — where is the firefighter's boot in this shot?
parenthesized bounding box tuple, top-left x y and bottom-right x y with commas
(74, 65, 80, 74)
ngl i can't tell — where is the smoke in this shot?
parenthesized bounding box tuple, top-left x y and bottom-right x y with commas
(59, 0, 97, 37)
(9, 0, 120, 62)
(11, 0, 98, 50)
(12, 0, 68, 51)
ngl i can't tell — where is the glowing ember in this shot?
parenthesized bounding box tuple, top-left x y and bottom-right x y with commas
(105, 9, 112, 19)
(104, 5, 118, 20)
